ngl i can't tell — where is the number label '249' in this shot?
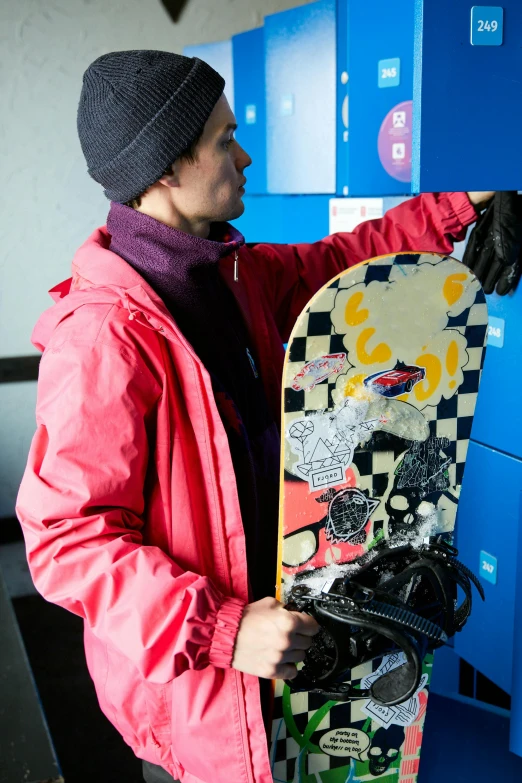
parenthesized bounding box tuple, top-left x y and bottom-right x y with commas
(477, 19, 498, 31)
(471, 6, 503, 46)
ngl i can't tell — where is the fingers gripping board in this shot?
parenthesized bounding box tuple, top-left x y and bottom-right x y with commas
(271, 252, 488, 783)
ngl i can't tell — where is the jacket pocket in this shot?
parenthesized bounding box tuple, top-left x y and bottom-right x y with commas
(143, 679, 183, 778)
(101, 642, 180, 776)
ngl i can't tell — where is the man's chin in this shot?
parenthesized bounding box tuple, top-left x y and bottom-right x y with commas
(227, 198, 246, 222)
(211, 198, 246, 225)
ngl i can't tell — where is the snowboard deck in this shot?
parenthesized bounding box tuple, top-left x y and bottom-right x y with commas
(270, 252, 488, 783)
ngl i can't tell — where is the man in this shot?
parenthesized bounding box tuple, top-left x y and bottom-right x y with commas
(16, 50, 493, 783)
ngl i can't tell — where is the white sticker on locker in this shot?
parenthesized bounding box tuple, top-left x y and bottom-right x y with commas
(329, 198, 384, 235)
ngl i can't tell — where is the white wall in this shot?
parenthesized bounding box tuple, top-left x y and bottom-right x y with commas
(0, 0, 315, 517)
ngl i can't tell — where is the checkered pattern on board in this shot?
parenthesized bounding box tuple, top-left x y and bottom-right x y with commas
(284, 254, 487, 495)
(273, 254, 488, 782)
(270, 655, 403, 782)
(285, 329, 347, 414)
(414, 292, 488, 490)
(285, 256, 427, 415)
(271, 658, 377, 783)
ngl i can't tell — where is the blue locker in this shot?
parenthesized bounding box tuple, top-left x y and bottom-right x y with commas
(264, 0, 414, 197)
(232, 27, 267, 195)
(419, 694, 522, 782)
(233, 195, 412, 245)
(183, 40, 235, 111)
(412, 0, 522, 192)
(471, 285, 522, 459)
(265, 0, 337, 194)
(232, 194, 331, 244)
(339, 0, 415, 196)
(453, 441, 522, 695)
(233, 195, 411, 245)
(510, 493, 522, 756)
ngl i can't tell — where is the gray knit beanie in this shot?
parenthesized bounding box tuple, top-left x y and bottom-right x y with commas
(77, 50, 225, 203)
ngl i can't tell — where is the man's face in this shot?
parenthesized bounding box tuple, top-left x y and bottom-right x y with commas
(172, 95, 252, 224)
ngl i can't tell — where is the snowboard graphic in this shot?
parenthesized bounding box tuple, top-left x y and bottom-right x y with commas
(271, 252, 488, 783)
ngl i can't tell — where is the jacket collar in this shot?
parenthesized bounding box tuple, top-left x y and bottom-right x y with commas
(71, 226, 161, 294)
(38, 225, 250, 359)
(107, 201, 244, 272)
(34, 228, 182, 353)
(71, 227, 190, 336)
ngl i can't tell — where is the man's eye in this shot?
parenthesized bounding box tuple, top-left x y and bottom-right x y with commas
(224, 136, 235, 149)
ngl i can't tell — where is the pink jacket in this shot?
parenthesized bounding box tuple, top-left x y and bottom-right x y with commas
(16, 193, 477, 783)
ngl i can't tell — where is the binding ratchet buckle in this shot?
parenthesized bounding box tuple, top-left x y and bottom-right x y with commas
(284, 538, 484, 706)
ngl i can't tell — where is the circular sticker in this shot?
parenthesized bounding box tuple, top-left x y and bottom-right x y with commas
(377, 100, 412, 183)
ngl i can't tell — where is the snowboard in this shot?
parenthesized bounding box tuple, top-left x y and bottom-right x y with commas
(270, 252, 488, 783)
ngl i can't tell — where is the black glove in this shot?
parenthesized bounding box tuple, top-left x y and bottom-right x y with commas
(462, 191, 522, 295)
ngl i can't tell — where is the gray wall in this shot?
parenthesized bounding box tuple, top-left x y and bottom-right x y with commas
(0, 0, 315, 517)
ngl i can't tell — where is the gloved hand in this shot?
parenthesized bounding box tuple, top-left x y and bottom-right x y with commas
(462, 191, 522, 296)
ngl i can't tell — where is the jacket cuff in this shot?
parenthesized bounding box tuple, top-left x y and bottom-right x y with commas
(441, 192, 479, 238)
(208, 596, 246, 668)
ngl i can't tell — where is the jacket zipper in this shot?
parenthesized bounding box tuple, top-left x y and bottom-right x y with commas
(125, 288, 259, 783)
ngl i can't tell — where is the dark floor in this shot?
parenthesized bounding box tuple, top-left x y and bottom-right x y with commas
(13, 594, 144, 783)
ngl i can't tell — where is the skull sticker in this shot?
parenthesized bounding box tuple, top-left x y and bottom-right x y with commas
(368, 725, 405, 776)
(386, 437, 452, 538)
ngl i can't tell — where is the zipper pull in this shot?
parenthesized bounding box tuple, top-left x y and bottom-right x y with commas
(234, 251, 239, 283)
(246, 347, 259, 378)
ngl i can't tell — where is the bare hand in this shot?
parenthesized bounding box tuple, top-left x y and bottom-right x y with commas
(467, 191, 495, 210)
(231, 596, 320, 680)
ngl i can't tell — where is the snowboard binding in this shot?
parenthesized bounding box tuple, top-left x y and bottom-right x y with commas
(285, 538, 484, 706)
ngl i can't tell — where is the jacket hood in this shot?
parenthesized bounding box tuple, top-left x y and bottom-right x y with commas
(31, 226, 176, 352)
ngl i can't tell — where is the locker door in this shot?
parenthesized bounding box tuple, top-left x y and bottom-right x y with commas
(232, 194, 331, 244)
(454, 441, 522, 694)
(265, 0, 337, 194)
(232, 27, 267, 195)
(471, 284, 522, 460)
(344, 0, 415, 196)
(183, 40, 235, 111)
(510, 486, 522, 757)
(411, 0, 522, 192)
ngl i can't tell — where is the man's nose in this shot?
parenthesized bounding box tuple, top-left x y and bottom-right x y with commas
(237, 144, 252, 170)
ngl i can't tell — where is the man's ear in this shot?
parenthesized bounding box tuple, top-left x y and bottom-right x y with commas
(158, 162, 180, 188)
